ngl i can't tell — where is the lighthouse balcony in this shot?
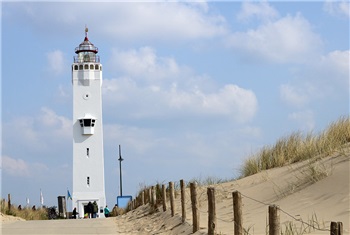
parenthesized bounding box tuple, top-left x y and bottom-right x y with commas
(78, 115, 96, 135)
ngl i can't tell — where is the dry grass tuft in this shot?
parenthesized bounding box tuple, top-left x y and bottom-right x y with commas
(1, 200, 47, 220)
(241, 116, 350, 177)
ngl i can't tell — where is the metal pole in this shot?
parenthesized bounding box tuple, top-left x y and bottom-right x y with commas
(118, 145, 124, 196)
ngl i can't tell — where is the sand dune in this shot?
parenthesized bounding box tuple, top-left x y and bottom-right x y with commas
(1, 213, 25, 222)
(2, 150, 348, 234)
(115, 150, 349, 234)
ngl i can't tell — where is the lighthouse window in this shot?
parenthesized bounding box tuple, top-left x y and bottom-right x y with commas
(79, 65, 83, 70)
(87, 177, 90, 186)
(100, 65, 102, 71)
(95, 64, 99, 70)
(74, 65, 78, 70)
(79, 118, 96, 127)
(90, 64, 94, 70)
(83, 119, 91, 127)
(87, 148, 89, 157)
(84, 64, 89, 70)
(84, 54, 90, 62)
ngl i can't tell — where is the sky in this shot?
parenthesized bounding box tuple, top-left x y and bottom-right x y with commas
(1, 1, 349, 209)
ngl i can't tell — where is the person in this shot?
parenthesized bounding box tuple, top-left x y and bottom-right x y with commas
(72, 207, 77, 219)
(86, 202, 93, 218)
(18, 205, 22, 210)
(104, 205, 110, 218)
(92, 201, 98, 218)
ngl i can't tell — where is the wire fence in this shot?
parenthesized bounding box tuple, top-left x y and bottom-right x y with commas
(128, 180, 343, 235)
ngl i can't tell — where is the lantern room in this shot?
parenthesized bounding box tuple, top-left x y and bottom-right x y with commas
(74, 27, 100, 63)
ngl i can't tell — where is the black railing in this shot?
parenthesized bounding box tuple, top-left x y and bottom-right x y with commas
(75, 46, 98, 54)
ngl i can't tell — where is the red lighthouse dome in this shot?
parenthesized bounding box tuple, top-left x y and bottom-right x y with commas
(74, 27, 100, 63)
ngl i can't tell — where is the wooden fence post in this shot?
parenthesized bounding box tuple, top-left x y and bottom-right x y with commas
(338, 222, 343, 235)
(8, 194, 11, 211)
(233, 191, 243, 235)
(162, 184, 167, 211)
(269, 205, 280, 235)
(148, 188, 152, 204)
(152, 186, 156, 206)
(141, 191, 145, 205)
(330, 221, 343, 235)
(169, 181, 175, 216)
(1, 199, 5, 211)
(156, 184, 161, 204)
(180, 179, 186, 223)
(207, 187, 216, 235)
(331, 222, 338, 235)
(190, 182, 200, 233)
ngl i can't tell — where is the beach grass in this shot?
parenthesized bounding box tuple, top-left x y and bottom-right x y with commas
(240, 116, 349, 177)
(1, 201, 47, 220)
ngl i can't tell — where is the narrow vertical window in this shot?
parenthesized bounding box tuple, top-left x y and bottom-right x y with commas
(87, 148, 89, 157)
(87, 177, 90, 187)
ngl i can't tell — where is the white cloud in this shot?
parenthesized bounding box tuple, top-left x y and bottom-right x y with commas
(6, 2, 228, 42)
(1, 156, 31, 177)
(104, 47, 257, 122)
(103, 124, 165, 155)
(238, 126, 262, 139)
(318, 50, 350, 87)
(108, 2, 228, 41)
(110, 47, 180, 81)
(280, 50, 348, 110)
(288, 110, 315, 131)
(39, 107, 71, 138)
(237, 1, 279, 22)
(323, 1, 350, 18)
(2, 108, 71, 155)
(227, 13, 323, 63)
(167, 84, 257, 121)
(46, 50, 65, 75)
(280, 84, 309, 108)
(1, 155, 50, 178)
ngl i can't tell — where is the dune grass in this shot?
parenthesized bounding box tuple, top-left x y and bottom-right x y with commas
(240, 116, 350, 178)
(1, 201, 47, 220)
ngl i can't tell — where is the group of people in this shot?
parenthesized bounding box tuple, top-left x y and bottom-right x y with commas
(17, 205, 36, 211)
(72, 201, 110, 219)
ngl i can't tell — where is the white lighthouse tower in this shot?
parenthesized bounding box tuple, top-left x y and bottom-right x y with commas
(72, 28, 106, 218)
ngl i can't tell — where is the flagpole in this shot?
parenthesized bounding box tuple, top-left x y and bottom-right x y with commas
(40, 189, 44, 208)
(67, 189, 72, 219)
(66, 188, 68, 219)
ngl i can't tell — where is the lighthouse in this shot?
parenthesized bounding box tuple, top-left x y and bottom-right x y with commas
(72, 28, 106, 218)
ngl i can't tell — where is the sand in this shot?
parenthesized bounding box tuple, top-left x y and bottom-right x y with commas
(1, 213, 25, 222)
(2, 150, 349, 234)
(115, 150, 349, 234)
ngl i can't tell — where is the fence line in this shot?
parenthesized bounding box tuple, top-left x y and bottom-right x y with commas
(128, 180, 343, 235)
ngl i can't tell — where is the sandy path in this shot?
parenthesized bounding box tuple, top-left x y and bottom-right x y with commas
(1, 218, 117, 235)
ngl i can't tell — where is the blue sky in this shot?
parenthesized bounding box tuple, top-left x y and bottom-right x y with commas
(1, 1, 349, 209)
